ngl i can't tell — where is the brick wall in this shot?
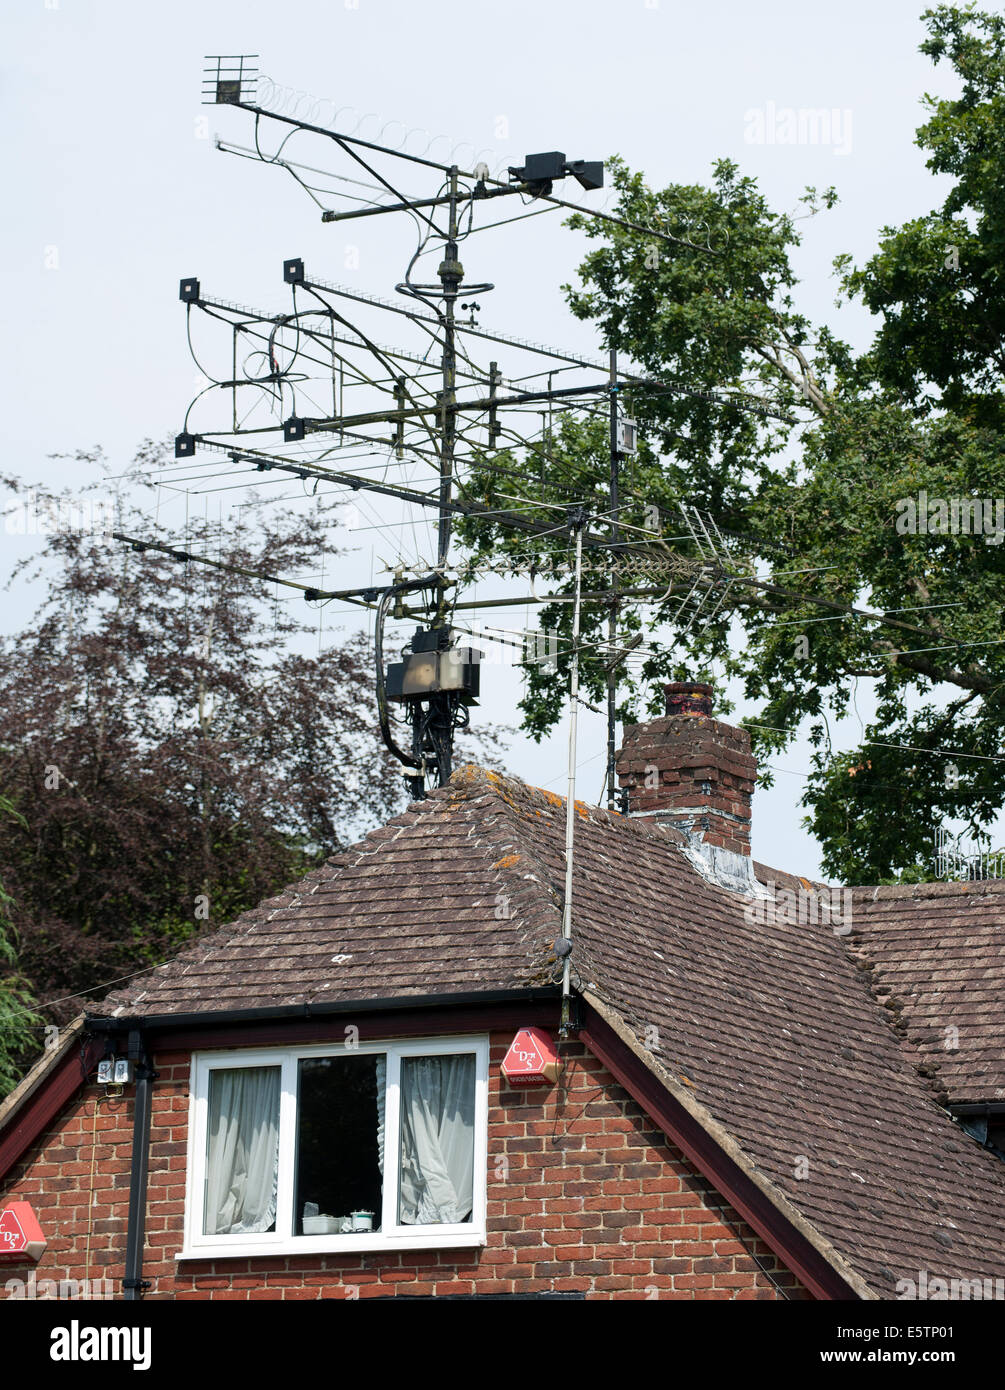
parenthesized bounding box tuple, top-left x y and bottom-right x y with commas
(1, 1034, 808, 1301)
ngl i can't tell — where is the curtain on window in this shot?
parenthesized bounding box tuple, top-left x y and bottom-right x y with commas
(375, 1055, 386, 1175)
(398, 1054, 475, 1225)
(204, 1066, 281, 1235)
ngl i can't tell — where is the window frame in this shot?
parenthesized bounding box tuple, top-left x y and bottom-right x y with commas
(180, 1035, 489, 1260)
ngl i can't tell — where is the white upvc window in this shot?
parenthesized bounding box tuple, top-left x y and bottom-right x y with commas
(179, 1036, 489, 1259)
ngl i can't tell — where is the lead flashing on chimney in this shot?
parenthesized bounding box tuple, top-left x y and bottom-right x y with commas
(681, 839, 772, 898)
(624, 808, 769, 898)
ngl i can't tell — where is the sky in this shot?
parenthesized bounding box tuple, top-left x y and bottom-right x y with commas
(1, 0, 987, 877)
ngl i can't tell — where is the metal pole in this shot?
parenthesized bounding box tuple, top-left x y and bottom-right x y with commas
(561, 519, 584, 1034)
(436, 166, 460, 575)
(606, 348, 619, 810)
(428, 167, 460, 791)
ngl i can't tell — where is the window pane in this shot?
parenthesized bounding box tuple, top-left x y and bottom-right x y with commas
(398, 1054, 475, 1225)
(294, 1055, 384, 1235)
(204, 1066, 281, 1235)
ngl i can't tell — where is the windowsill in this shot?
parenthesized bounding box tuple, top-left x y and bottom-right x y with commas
(175, 1229, 487, 1261)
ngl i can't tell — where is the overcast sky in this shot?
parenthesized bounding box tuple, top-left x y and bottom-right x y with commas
(3, 0, 987, 877)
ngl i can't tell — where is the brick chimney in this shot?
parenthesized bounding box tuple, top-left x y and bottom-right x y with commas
(615, 682, 756, 857)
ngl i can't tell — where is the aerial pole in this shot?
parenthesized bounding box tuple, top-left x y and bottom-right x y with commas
(436, 166, 460, 575)
(408, 165, 463, 787)
(607, 348, 619, 811)
(561, 509, 587, 1035)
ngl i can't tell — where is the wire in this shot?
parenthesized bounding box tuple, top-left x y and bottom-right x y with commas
(3, 960, 175, 1020)
(866, 740, 1005, 764)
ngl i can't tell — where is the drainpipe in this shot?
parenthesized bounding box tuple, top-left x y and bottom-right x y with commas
(123, 1028, 155, 1301)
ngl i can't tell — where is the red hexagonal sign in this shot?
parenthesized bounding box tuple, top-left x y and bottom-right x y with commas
(501, 1027, 559, 1087)
(0, 1202, 46, 1261)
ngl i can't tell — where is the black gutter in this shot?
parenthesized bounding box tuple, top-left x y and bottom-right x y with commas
(950, 1102, 1005, 1117)
(85, 986, 562, 1036)
(122, 1029, 156, 1301)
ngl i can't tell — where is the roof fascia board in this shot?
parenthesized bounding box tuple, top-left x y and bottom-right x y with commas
(0, 1016, 85, 1135)
(96, 996, 563, 1053)
(85, 987, 561, 1035)
(0, 1024, 105, 1182)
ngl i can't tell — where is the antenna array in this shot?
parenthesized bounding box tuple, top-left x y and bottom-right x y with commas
(122, 57, 972, 811)
(148, 56, 744, 799)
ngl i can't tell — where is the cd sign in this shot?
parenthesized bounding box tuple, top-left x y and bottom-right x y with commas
(501, 1027, 560, 1087)
(0, 1202, 46, 1261)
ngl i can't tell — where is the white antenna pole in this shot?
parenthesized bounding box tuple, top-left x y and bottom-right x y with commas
(561, 516, 585, 1034)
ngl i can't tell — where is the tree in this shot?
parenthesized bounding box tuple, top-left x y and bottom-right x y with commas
(0, 444, 407, 1025)
(838, 5, 1005, 425)
(458, 4, 1005, 883)
(0, 795, 41, 1097)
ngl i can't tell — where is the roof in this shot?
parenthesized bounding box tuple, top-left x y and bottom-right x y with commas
(102, 766, 560, 1014)
(849, 879, 1005, 1108)
(88, 766, 1005, 1296)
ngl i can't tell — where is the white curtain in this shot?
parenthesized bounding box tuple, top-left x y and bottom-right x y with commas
(204, 1066, 281, 1235)
(375, 1055, 386, 1175)
(398, 1055, 475, 1225)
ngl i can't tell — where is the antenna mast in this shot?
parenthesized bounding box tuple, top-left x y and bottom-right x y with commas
(138, 57, 802, 803)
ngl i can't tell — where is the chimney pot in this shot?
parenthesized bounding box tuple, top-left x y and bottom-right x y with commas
(664, 681, 713, 718)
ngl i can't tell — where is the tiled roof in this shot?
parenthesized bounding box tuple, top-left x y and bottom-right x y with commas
(100, 765, 1005, 1297)
(848, 879, 1005, 1107)
(103, 768, 557, 1014)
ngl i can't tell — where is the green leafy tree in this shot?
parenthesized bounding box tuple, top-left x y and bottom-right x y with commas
(838, 5, 1005, 423)
(459, 4, 1005, 883)
(0, 794, 41, 1097)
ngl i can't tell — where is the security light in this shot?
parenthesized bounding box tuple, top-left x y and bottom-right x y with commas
(508, 152, 605, 198)
(566, 159, 604, 191)
(519, 151, 567, 184)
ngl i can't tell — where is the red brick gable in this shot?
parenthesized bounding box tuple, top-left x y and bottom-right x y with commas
(0, 1032, 807, 1301)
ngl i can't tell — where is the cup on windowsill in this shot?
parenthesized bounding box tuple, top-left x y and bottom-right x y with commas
(350, 1210, 374, 1232)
